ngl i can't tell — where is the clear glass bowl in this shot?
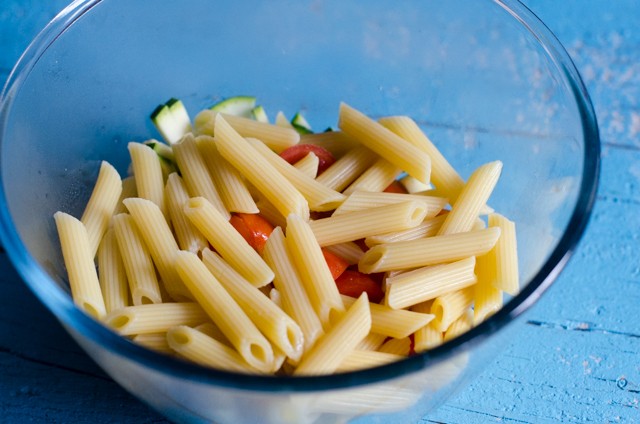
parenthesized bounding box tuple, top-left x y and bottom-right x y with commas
(0, 0, 599, 423)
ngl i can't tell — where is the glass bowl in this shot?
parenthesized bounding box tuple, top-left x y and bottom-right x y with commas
(0, 0, 599, 423)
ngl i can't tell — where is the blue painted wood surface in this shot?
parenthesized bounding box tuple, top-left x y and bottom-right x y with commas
(0, 1, 638, 423)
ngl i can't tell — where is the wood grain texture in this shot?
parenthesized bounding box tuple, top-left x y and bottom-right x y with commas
(1, 1, 638, 423)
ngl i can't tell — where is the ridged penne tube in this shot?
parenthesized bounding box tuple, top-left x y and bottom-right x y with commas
(214, 114, 310, 220)
(338, 103, 431, 184)
(336, 350, 403, 373)
(377, 337, 411, 356)
(174, 251, 275, 372)
(54, 212, 106, 319)
(123, 198, 191, 301)
(358, 227, 500, 273)
(275, 111, 293, 128)
(196, 135, 258, 214)
(443, 309, 474, 342)
(364, 214, 447, 247)
(332, 191, 447, 218)
(341, 295, 434, 339)
(430, 286, 475, 331)
(184, 197, 274, 287)
(165, 173, 208, 254)
(308, 384, 420, 415)
(355, 332, 387, 351)
(474, 251, 503, 325)
(255, 197, 287, 229)
(309, 201, 427, 247)
(194, 109, 300, 153)
(299, 131, 361, 158)
(437, 161, 502, 235)
(324, 241, 365, 265)
(80, 161, 122, 256)
(379, 116, 464, 202)
(342, 158, 402, 196)
(269, 288, 283, 309)
(115, 175, 138, 214)
(201, 248, 304, 362)
(294, 293, 371, 376)
(245, 137, 346, 212)
(128, 142, 166, 219)
(194, 322, 231, 347)
(172, 133, 229, 219)
(286, 214, 346, 326)
(488, 213, 519, 295)
(167, 325, 259, 374)
(385, 257, 478, 309)
(315, 145, 378, 192)
(104, 303, 208, 335)
(293, 152, 320, 179)
(263, 227, 324, 351)
(399, 174, 432, 194)
(413, 323, 444, 353)
(111, 213, 162, 306)
(131, 333, 172, 354)
(97, 229, 129, 313)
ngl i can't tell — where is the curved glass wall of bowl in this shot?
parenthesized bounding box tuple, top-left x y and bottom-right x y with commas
(0, 0, 598, 423)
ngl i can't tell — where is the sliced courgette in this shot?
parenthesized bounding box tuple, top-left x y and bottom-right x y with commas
(251, 105, 269, 123)
(291, 112, 313, 134)
(150, 98, 192, 145)
(143, 139, 175, 162)
(210, 96, 256, 118)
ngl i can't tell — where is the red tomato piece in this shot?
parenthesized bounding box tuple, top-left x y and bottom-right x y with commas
(321, 248, 349, 280)
(335, 270, 384, 303)
(229, 213, 275, 254)
(383, 180, 408, 194)
(279, 144, 336, 175)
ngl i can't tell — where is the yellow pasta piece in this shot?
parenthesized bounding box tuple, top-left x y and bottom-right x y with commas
(332, 191, 447, 218)
(474, 252, 503, 325)
(104, 302, 208, 335)
(286, 214, 346, 327)
(355, 332, 388, 351)
(323, 241, 365, 265)
(342, 158, 402, 195)
(377, 337, 411, 356)
(488, 213, 519, 295)
(358, 227, 500, 273)
(437, 161, 502, 235)
(299, 130, 361, 158)
(293, 152, 320, 179)
(111, 213, 162, 306)
(315, 145, 378, 192)
(80, 161, 122, 256)
(214, 114, 310, 220)
(193, 322, 231, 347)
(164, 173, 208, 254)
(246, 137, 346, 212)
(399, 174, 432, 194)
(123, 198, 191, 301)
(413, 322, 444, 353)
(336, 350, 403, 373)
(115, 175, 137, 214)
(255, 197, 287, 229)
(97, 229, 129, 313)
(443, 309, 474, 342)
(172, 133, 229, 219)
(309, 201, 427, 247)
(379, 116, 464, 202)
(341, 295, 434, 339)
(128, 142, 167, 219)
(194, 109, 300, 153)
(385, 257, 477, 309)
(263, 227, 324, 351)
(338, 103, 431, 184)
(294, 293, 371, 376)
(174, 250, 275, 372)
(430, 286, 476, 332)
(167, 325, 260, 373)
(364, 214, 447, 247)
(274, 111, 293, 128)
(54, 212, 107, 319)
(201, 248, 304, 362)
(183, 197, 274, 287)
(131, 333, 172, 355)
(196, 135, 258, 214)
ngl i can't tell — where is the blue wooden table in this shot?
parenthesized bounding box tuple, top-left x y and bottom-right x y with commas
(1, 1, 638, 423)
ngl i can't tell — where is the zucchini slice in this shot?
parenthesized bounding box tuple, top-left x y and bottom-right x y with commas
(251, 105, 269, 123)
(150, 98, 192, 144)
(291, 112, 313, 135)
(210, 96, 256, 118)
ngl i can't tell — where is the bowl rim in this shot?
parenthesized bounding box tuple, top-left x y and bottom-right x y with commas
(0, 0, 600, 392)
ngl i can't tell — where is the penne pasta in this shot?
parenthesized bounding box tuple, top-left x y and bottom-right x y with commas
(172, 133, 229, 219)
(128, 142, 166, 219)
(183, 196, 274, 287)
(274, 111, 293, 128)
(131, 333, 172, 355)
(111, 213, 163, 306)
(399, 174, 432, 194)
(443, 309, 474, 342)
(194, 322, 231, 347)
(358, 227, 501, 273)
(430, 286, 476, 332)
(384, 257, 477, 309)
(488, 213, 519, 295)
(245, 137, 345, 212)
(336, 350, 403, 373)
(54, 212, 107, 319)
(255, 197, 287, 229)
(104, 302, 208, 335)
(115, 175, 138, 214)
(474, 251, 503, 325)
(214, 114, 310, 220)
(309, 201, 427, 247)
(332, 191, 447, 218)
(338, 103, 431, 184)
(342, 158, 402, 195)
(97, 228, 129, 313)
(299, 130, 361, 158)
(196, 135, 258, 214)
(413, 322, 444, 353)
(294, 293, 371, 376)
(377, 337, 411, 356)
(80, 161, 122, 256)
(174, 250, 275, 372)
(364, 214, 447, 247)
(315, 145, 378, 192)
(355, 332, 388, 351)
(293, 152, 320, 179)
(164, 173, 208, 254)
(323, 241, 365, 265)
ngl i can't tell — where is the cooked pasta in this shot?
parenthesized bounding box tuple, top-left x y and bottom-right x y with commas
(336, 350, 403, 372)
(332, 191, 447, 218)
(488, 213, 519, 295)
(128, 142, 166, 219)
(364, 214, 447, 247)
(315, 146, 378, 192)
(164, 173, 208, 254)
(474, 251, 503, 325)
(443, 309, 474, 342)
(104, 302, 208, 335)
(342, 158, 402, 195)
(430, 286, 476, 332)
(323, 241, 365, 265)
(299, 130, 361, 158)
(97, 229, 129, 313)
(293, 152, 320, 178)
(115, 175, 137, 214)
(131, 333, 173, 354)
(377, 337, 411, 356)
